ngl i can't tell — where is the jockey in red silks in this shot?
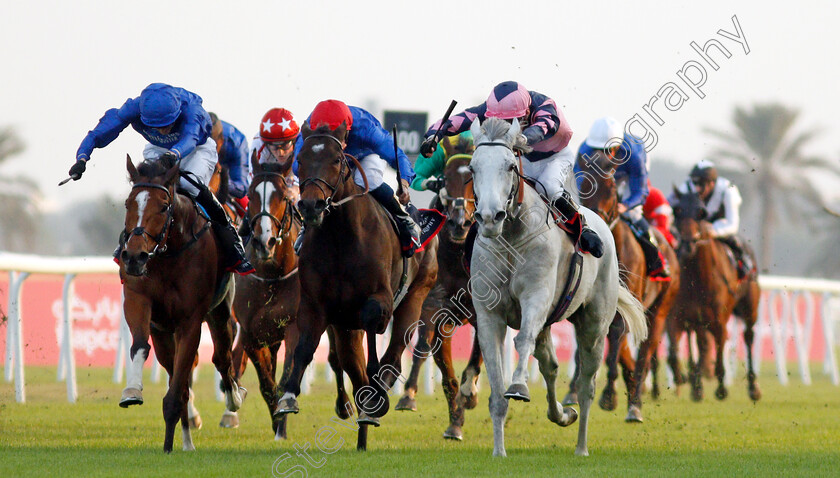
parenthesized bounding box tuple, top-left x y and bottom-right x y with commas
(643, 184, 677, 247)
(421, 81, 604, 257)
(70, 83, 254, 275)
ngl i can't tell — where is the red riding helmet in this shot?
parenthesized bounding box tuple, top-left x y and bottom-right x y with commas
(260, 108, 300, 142)
(310, 99, 353, 131)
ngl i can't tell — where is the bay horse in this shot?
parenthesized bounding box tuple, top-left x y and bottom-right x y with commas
(395, 153, 484, 441)
(670, 185, 761, 402)
(224, 157, 352, 438)
(119, 155, 244, 452)
(275, 123, 439, 451)
(468, 117, 647, 457)
(568, 150, 680, 422)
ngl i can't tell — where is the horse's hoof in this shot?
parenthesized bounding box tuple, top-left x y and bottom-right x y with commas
(749, 385, 762, 402)
(504, 383, 530, 402)
(598, 390, 617, 411)
(443, 425, 463, 441)
(561, 407, 578, 427)
(357, 412, 380, 427)
(691, 388, 703, 402)
(182, 442, 195, 452)
(119, 387, 143, 408)
(219, 411, 239, 428)
(715, 386, 728, 401)
(461, 392, 478, 410)
(189, 415, 203, 430)
(625, 405, 643, 423)
(575, 447, 589, 457)
(651, 386, 660, 400)
(395, 396, 417, 412)
(358, 390, 389, 418)
(335, 399, 352, 419)
(275, 397, 299, 416)
(561, 392, 578, 406)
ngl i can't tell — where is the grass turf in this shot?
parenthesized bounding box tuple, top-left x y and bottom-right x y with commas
(1, 363, 838, 477)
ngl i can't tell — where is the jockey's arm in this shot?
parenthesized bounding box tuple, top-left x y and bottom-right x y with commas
(619, 151, 649, 210)
(410, 146, 446, 191)
(76, 99, 138, 161)
(367, 124, 416, 184)
(423, 104, 485, 140)
(169, 104, 207, 159)
(521, 92, 566, 147)
(227, 137, 250, 198)
(711, 185, 742, 237)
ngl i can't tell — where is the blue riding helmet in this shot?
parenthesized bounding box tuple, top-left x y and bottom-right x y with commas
(139, 83, 182, 127)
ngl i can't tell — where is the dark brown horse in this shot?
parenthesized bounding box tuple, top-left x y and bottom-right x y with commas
(395, 154, 484, 441)
(224, 158, 351, 438)
(567, 150, 680, 422)
(670, 186, 761, 401)
(119, 155, 244, 452)
(275, 123, 438, 450)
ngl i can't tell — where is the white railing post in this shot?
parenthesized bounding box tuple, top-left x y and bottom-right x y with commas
(767, 291, 789, 385)
(5, 271, 18, 383)
(9, 271, 29, 403)
(59, 274, 78, 402)
(822, 292, 839, 385)
(790, 292, 812, 385)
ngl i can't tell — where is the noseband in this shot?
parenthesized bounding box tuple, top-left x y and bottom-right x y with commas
(125, 182, 174, 257)
(298, 133, 369, 212)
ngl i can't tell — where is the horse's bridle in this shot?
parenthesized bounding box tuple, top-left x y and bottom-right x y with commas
(298, 133, 369, 212)
(473, 141, 525, 218)
(124, 182, 174, 258)
(249, 172, 300, 243)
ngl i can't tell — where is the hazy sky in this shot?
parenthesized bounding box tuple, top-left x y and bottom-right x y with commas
(1, 0, 838, 209)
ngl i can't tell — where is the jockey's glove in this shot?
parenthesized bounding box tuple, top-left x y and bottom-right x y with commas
(69, 160, 86, 180)
(423, 177, 444, 192)
(420, 137, 437, 158)
(159, 151, 179, 169)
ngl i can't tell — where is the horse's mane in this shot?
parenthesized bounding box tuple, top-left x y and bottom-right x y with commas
(136, 160, 169, 178)
(479, 118, 532, 153)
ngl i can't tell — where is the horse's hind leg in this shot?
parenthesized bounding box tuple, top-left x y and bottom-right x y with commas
(186, 356, 203, 430)
(573, 311, 610, 457)
(236, 336, 278, 433)
(711, 320, 729, 401)
(737, 283, 762, 401)
(396, 316, 435, 412)
(325, 326, 352, 420)
(432, 331, 464, 440)
(163, 319, 202, 453)
(599, 314, 624, 411)
(562, 347, 581, 406)
(333, 328, 371, 450)
(207, 304, 244, 413)
(535, 328, 577, 428)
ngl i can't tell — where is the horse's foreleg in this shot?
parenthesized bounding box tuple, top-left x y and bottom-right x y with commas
(278, 300, 327, 415)
(712, 321, 729, 401)
(432, 332, 464, 440)
(324, 326, 352, 420)
(163, 319, 202, 453)
(666, 316, 686, 389)
(237, 336, 278, 433)
(396, 315, 435, 412)
(333, 328, 371, 450)
(562, 348, 581, 406)
(458, 326, 483, 410)
(535, 327, 577, 428)
(507, 297, 552, 401)
(121, 293, 152, 408)
(476, 316, 508, 457)
(628, 307, 667, 422)
(207, 307, 244, 413)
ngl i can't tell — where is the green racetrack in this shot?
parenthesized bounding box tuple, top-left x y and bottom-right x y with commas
(1, 363, 838, 477)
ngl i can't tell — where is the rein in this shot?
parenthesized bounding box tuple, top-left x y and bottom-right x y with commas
(249, 172, 301, 242)
(298, 133, 370, 211)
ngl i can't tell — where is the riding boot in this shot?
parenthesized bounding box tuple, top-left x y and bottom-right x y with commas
(639, 228, 670, 279)
(551, 191, 604, 258)
(193, 183, 255, 275)
(370, 183, 421, 257)
(722, 235, 753, 279)
(238, 218, 251, 248)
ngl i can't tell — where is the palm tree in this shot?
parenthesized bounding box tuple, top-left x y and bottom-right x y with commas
(0, 126, 44, 252)
(704, 103, 839, 272)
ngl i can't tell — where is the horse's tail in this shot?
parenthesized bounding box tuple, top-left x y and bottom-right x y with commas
(616, 282, 648, 348)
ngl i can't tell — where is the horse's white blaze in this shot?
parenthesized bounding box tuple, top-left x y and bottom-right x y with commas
(257, 182, 277, 244)
(312, 144, 325, 153)
(134, 191, 150, 228)
(126, 348, 147, 390)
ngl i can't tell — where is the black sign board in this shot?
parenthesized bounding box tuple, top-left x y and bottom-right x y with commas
(382, 111, 428, 162)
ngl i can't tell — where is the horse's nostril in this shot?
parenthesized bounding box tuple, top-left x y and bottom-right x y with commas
(314, 200, 327, 212)
(494, 211, 506, 223)
(120, 250, 129, 260)
(267, 237, 277, 249)
(138, 251, 150, 263)
(474, 214, 484, 224)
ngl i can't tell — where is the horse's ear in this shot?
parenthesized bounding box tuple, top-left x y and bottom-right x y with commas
(508, 118, 522, 140)
(250, 148, 260, 174)
(469, 118, 482, 143)
(334, 122, 348, 143)
(163, 162, 180, 187)
(672, 183, 682, 199)
(301, 121, 313, 139)
(126, 154, 139, 183)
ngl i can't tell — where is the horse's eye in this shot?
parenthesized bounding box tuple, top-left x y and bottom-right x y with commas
(160, 205, 168, 213)
(508, 163, 516, 171)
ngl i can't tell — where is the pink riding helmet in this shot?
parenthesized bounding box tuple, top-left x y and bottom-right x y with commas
(485, 81, 531, 119)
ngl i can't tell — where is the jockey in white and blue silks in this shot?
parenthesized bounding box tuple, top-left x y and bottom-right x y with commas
(292, 100, 422, 257)
(70, 82, 254, 275)
(421, 81, 604, 257)
(575, 116, 669, 278)
(209, 113, 250, 201)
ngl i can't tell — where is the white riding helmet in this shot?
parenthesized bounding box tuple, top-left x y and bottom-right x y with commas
(585, 116, 624, 149)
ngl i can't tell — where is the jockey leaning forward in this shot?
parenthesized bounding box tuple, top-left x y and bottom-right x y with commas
(292, 100, 422, 257)
(70, 82, 254, 275)
(209, 112, 250, 214)
(575, 116, 670, 279)
(420, 80, 604, 257)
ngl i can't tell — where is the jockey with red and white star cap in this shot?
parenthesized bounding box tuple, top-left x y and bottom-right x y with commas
(422, 81, 604, 257)
(249, 108, 301, 199)
(70, 82, 254, 275)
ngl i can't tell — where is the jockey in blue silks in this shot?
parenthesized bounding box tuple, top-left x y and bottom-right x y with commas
(70, 82, 254, 275)
(292, 99, 421, 257)
(575, 116, 669, 279)
(209, 113, 250, 201)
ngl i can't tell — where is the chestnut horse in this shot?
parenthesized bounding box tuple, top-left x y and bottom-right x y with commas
(670, 185, 761, 402)
(395, 154, 484, 441)
(225, 158, 351, 438)
(119, 156, 244, 452)
(275, 123, 439, 451)
(568, 150, 680, 422)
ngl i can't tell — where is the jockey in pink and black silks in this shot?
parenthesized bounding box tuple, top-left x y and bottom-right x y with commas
(69, 83, 254, 275)
(422, 81, 604, 258)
